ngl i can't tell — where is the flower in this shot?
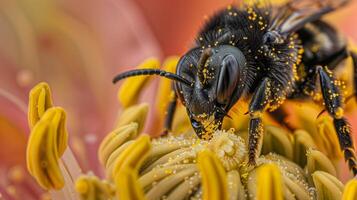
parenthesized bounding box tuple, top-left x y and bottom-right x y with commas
(1, 0, 357, 199)
(23, 80, 357, 200)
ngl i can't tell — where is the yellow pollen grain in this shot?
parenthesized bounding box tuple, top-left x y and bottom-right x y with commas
(335, 107, 344, 119)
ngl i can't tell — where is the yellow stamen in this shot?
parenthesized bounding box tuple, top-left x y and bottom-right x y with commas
(293, 130, 317, 167)
(26, 107, 68, 190)
(98, 123, 138, 167)
(306, 149, 337, 176)
(112, 135, 151, 199)
(316, 115, 343, 160)
(40, 107, 68, 157)
(197, 150, 228, 200)
(170, 106, 192, 135)
(342, 179, 357, 200)
(75, 175, 114, 200)
(263, 126, 293, 160)
(227, 170, 245, 200)
(256, 164, 284, 200)
(115, 103, 149, 133)
(28, 82, 53, 129)
(118, 58, 160, 107)
(312, 171, 343, 200)
(208, 130, 246, 171)
(116, 166, 146, 200)
(112, 135, 151, 179)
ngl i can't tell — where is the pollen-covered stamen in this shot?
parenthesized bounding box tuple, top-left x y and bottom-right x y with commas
(208, 129, 246, 171)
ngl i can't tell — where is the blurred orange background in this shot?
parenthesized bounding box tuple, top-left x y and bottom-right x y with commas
(0, 0, 357, 196)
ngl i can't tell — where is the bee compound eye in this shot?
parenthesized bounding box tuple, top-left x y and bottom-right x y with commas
(216, 54, 240, 104)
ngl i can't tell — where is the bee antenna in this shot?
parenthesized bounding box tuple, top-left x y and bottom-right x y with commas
(197, 48, 213, 85)
(112, 69, 193, 87)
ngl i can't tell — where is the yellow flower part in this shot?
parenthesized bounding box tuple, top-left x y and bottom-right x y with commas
(262, 126, 293, 160)
(208, 129, 246, 171)
(227, 170, 246, 200)
(26, 107, 68, 190)
(307, 149, 337, 176)
(42, 107, 68, 157)
(28, 82, 53, 129)
(118, 58, 160, 107)
(24, 78, 357, 200)
(116, 166, 146, 200)
(290, 102, 343, 160)
(155, 56, 179, 118)
(75, 175, 114, 200)
(256, 164, 284, 200)
(293, 129, 317, 167)
(292, 102, 322, 135)
(197, 150, 228, 200)
(312, 171, 344, 200)
(98, 123, 138, 167)
(316, 115, 343, 160)
(342, 179, 357, 200)
(115, 103, 148, 133)
(170, 105, 192, 135)
(112, 134, 151, 179)
(113, 135, 151, 200)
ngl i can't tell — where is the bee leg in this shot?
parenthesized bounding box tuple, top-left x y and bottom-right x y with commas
(317, 66, 357, 176)
(351, 51, 357, 103)
(162, 91, 177, 136)
(248, 78, 271, 165)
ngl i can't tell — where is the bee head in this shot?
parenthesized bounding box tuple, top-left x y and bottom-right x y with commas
(176, 45, 247, 139)
(112, 44, 247, 140)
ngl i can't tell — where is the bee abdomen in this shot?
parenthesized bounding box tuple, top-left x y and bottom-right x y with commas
(298, 20, 347, 68)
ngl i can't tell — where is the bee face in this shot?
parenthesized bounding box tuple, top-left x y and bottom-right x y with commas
(183, 70, 227, 139)
(175, 45, 247, 139)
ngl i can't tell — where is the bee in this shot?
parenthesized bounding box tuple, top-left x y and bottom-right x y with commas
(113, 0, 357, 175)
